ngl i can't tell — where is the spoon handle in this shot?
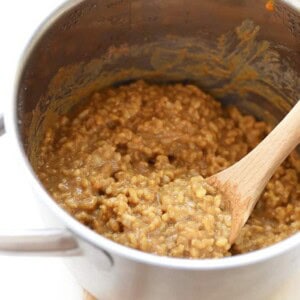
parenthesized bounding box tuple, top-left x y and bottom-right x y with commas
(212, 101, 300, 242)
(234, 100, 300, 200)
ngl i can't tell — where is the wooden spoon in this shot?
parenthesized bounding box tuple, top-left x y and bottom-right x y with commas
(207, 101, 300, 244)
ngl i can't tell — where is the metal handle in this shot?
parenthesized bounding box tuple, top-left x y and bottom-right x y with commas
(0, 113, 4, 136)
(0, 228, 80, 256)
(0, 115, 80, 256)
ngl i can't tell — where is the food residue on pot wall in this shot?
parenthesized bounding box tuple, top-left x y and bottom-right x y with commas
(28, 20, 299, 171)
(265, 0, 275, 12)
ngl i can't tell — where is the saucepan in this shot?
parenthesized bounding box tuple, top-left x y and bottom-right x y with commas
(1, 0, 300, 299)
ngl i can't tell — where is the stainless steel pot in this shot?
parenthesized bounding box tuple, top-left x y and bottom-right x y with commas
(1, 0, 300, 299)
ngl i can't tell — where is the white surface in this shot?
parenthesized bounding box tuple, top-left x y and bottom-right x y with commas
(0, 1, 299, 299)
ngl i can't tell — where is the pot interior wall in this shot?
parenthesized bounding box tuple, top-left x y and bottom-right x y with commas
(15, 0, 300, 167)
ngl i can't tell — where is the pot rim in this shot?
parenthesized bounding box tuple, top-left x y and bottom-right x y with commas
(8, 0, 300, 270)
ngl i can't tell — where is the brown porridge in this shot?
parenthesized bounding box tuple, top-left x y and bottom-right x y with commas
(37, 80, 300, 258)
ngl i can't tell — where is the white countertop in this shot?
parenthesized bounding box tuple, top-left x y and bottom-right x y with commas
(0, 1, 299, 299)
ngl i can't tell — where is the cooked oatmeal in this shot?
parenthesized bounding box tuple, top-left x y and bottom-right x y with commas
(37, 80, 300, 258)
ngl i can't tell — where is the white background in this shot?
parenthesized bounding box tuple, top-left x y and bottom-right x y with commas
(0, 1, 299, 299)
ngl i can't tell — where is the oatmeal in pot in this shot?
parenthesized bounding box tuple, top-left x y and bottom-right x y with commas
(37, 81, 300, 258)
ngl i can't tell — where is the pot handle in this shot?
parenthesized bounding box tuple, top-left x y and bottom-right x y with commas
(0, 114, 80, 256)
(0, 113, 4, 136)
(0, 228, 80, 256)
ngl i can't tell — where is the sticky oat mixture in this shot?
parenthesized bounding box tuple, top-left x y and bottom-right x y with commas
(37, 81, 300, 258)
